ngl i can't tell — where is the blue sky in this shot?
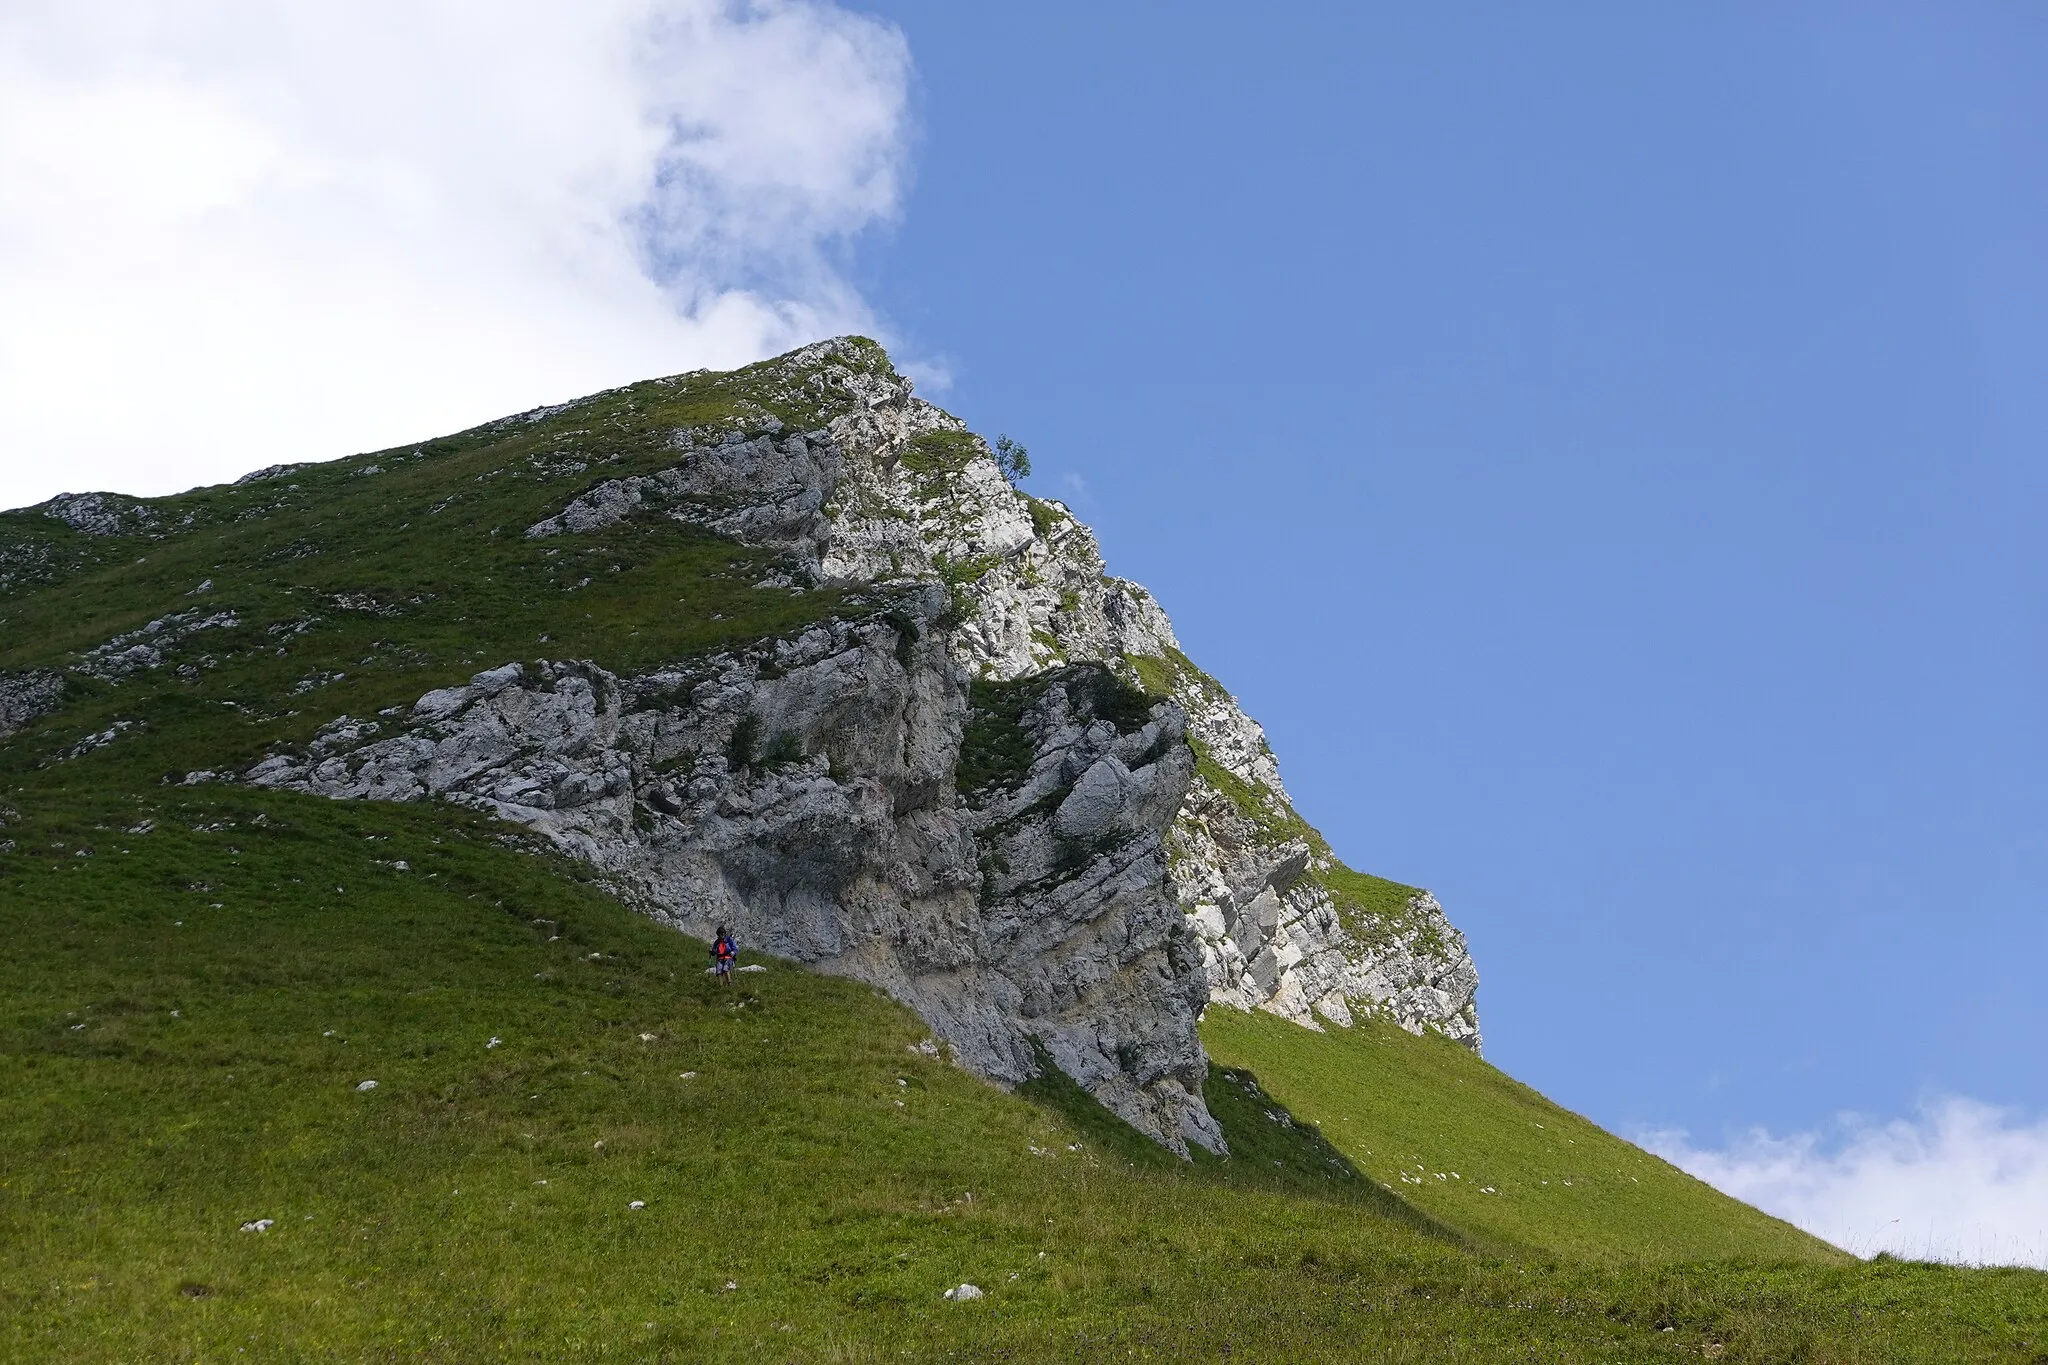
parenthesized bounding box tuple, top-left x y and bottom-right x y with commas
(4, 0, 2043, 1259)
(846, 1, 2048, 1143)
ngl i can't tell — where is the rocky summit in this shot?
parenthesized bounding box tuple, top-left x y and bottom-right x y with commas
(2, 338, 1475, 1155)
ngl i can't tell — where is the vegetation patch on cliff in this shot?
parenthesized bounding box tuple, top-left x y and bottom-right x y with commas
(956, 664, 1161, 797)
(955, 674, 1052, 796)
(898, 429, 982, 484)
(1307, 860, 1452, 959)
(1316, 863, 1422, 925)
(1128, 649, 1308, 838)
(1025, 496, 1065, 539)
(1126, 653, 1448, 955)
(1187, 736, 1313, 845)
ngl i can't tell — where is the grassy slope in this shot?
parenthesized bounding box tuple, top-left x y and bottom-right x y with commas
(0, 345, 900, 791)
(5, 348, 2048, 1359)
(9, 787, 2048, 1363)
(1201, 1007, 1835, 1264)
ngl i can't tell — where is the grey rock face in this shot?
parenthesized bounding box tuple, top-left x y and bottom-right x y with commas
(233, 463, 309, 485)
(76, 609, 240, 682)
(771, 351, 1480, 1050)
(525, 426, 838, 560)
(250, 607, 1221, 1154)
(0, 670, 64, 739)
(955, 665, 1214, 1150)
(40, 492, 159, 537)
(235, 335, 1479, 1150)
(1171, 759, 1481, 1045)
(1140, 657, 1481, 1047)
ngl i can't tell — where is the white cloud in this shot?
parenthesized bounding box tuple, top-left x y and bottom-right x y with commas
(898, 353, 954, 395)
(1645, 1098, 2048, 1267)
(0, 0, 911, 510)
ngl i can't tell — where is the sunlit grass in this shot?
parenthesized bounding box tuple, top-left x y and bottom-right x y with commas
(1202, 1005, 1837, 1264)
(5, 787, 2046, 1361)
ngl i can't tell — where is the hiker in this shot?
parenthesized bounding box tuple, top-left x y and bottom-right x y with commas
(711, 925, 737, 985)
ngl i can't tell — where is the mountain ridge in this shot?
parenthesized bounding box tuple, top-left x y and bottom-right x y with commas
(15, 340, 2048, 1360)
(3, 337, 1471, 1154)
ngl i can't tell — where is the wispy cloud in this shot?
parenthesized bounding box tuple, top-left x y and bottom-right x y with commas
(1644, 1098, 2048, 1267)
(0, 1, 911, 509)
(898, 353, 955, 395)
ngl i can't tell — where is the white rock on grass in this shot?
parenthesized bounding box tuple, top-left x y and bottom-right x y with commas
(943, 1284, 984, 1302)
(355, 1079, 378, 1091)
(239, 1219, 274, 1233)
(628, 1200, 646, 1210)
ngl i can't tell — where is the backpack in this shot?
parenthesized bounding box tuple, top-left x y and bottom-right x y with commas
(714, 935, 736, 963)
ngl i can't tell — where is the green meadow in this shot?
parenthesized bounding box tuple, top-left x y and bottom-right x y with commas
(5, 783, 2047, 1361)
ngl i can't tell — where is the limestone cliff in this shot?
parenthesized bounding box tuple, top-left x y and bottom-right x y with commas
(38, 338, 1477, 1153)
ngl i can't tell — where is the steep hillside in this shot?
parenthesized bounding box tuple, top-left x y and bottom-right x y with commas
(0, 337, 1470, 1155)
(7, 340, 2048, 1359)
(7, 786, 2045, 1361)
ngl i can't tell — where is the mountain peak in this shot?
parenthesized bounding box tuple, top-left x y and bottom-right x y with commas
(0, 339, 1474, 1153)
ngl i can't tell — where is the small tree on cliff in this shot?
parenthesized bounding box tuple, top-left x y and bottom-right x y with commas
(993, 434, 1031, 486)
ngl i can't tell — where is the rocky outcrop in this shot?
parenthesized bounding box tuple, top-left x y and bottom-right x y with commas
(233, 463, 310, 486)
(762, 345, 1478, 1048)
(524, 426, 840, 559)
(76, 609, 240, 682)
(1171, 757, 1480, 1044)
(232, 336, 1479, 1150)
(39, 492, 159, 537)
(0, 669, 64, 739)
(249, 606, 1222, 1153)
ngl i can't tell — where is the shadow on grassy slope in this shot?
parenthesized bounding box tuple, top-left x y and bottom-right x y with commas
(1201, 1064, 1463, 1242)
(1018, 1042, 1465, 1245)
(1202, 1004, 1844, 1266)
